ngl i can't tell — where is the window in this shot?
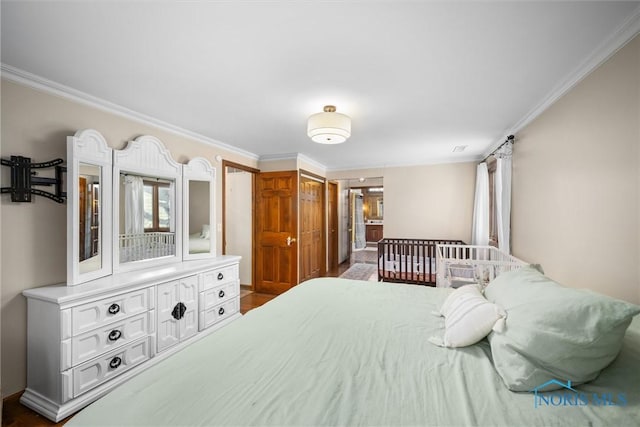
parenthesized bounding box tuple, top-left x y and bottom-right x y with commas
(487, 158, 498, 247)
(143, 181, 171, 232)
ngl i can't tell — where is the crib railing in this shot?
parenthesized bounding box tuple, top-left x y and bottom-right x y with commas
(435, 244, 527, 288)
(119, 232, 176, 263)
(377, 238, 465, 285)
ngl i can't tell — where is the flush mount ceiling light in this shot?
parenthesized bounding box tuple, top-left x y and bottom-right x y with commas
(307, 105, 351, 144)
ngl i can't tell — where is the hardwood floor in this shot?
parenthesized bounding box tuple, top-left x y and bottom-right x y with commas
(2, 392, 70, 426)
(239, 292, 277, 314)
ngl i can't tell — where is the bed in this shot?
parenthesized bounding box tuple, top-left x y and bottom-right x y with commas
(67, 277, 640, 426)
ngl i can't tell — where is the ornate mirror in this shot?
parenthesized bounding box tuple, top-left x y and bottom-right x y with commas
(67, 129, 113, 286)
(113, 135, 182, 272)
(183, 157, 216, 260)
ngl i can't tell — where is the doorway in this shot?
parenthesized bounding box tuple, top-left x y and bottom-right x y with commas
(223, 161, 258, 291)
(336, 177, 384, 269)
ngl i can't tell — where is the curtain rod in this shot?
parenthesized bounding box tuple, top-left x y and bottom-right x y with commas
(482, 135, 514, 162)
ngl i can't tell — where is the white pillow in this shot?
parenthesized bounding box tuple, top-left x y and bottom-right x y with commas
(430, 285, 506, 348)
(201, 224, 210, 239)
(438, 284, 481, 317)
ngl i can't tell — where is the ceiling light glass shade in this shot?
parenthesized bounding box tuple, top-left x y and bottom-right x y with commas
(307, 105, 351, 144)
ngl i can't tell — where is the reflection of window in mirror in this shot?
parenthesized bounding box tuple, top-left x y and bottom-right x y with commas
(144, 180, 171, 232)
(119, 174, 176, 263)
(78, 164, 101, 274)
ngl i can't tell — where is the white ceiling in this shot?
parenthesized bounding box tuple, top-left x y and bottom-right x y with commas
(2, 1, 639, 170)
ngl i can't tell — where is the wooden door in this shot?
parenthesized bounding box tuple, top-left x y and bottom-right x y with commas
(299, 175, 324, 282)
(79, 177, 87, 261)
(328, 182, 339, 272)
(255, 171, 298, 294)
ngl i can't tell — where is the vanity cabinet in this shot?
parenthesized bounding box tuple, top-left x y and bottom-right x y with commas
(21, 257, 241, 422)
(366, 224, 383, 242)
(156, 275, 198, 352)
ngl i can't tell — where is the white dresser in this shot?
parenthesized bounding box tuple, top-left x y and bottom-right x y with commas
(21, 256, 241, 422)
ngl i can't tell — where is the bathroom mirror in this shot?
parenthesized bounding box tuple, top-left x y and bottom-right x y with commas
(67, 129, 113, 286)
(183, 157, 216, 260)
(113, 135, 182, 272)
(364, 187, 384, 220)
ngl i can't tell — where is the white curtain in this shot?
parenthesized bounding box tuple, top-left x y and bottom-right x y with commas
(471, 163, 489, 246)
(353, 193, 366, 250)
(496, 155, 512, 254)
(124, 175, 144, 235)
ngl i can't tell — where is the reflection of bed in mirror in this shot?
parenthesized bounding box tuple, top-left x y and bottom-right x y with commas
(183, 162, 215, 258)
(189, 224, 211, 254)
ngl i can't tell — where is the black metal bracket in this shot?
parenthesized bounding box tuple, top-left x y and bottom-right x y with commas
(1, 155, 66, 203)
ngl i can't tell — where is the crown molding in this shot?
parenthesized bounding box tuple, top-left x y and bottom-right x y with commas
(258, 152, 299, 162)
(296, 153, 328, 174)
(258, 152, 328, 173)
(483, 4, 640, 158)
(0, 63, 260, 161)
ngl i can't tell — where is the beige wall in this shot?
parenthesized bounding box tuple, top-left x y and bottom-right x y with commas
(0, 79, 258, 397)
(329, 163, 476, 243)
(512, 35, 640, 304)
(384, 163, 475, 241)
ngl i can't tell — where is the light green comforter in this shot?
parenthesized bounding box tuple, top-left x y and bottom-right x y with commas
(68, 278, 640, 426)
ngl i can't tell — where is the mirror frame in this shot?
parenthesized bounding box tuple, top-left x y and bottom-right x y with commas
(113, 135, 183, 273)
(183, 157, 216, 260)
(67, 129, 113, 286)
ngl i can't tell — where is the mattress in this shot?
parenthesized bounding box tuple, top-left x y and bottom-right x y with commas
(68, 278, 640, 426)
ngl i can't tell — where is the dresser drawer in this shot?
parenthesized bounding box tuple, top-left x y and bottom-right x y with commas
(69, 311, 154, 368)
(199, 280, 239, 311)
(72, 336, 151, 398)
(199, 265, 239, 292)
(72, 288, 154, 336)
(199, 297, 239, 331)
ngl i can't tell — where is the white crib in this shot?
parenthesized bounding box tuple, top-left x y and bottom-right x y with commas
(435, 244, 527, 288)
(119, 232, 176, 263)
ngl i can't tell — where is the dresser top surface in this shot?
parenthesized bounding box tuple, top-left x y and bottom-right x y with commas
(23, 256, 241, 304)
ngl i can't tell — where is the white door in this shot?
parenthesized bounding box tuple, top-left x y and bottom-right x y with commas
(179, 276, 198, 341)
(156, 281, 180, 352)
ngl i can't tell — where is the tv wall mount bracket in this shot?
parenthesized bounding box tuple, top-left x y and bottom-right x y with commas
(1, 155, 66, 203)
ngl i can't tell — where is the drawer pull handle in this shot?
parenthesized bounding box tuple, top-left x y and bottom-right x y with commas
(109, 356, 122, 369)
(108, 303, 120, 315)
(217, 272, 224, 280)
(218, 307, 225, 316)
(218, 290, 225, 298)
(108, 329, 122, 342)
(172, 302, 187, 320)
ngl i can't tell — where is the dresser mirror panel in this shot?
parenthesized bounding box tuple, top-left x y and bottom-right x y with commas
(183, 157, 216, 260)
(118, 173, 177, 264)
(78, 164, 102, 273)
(113, 135, 183, 273)
(67, 129, 113, 286)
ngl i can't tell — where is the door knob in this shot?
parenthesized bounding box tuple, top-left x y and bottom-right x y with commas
(286, 236, 297, 246)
